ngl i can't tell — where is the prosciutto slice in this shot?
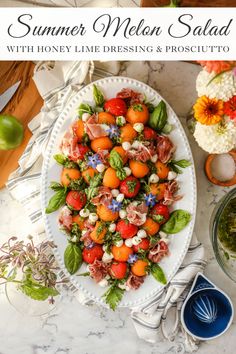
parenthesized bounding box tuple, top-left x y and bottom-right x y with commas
(126, 273, 145, 290)
(157, 136, 175, 163)
(84, 115, 108, 140)
(127, 141, 156, 163)
(91, 186, 113, 207)
(89, 260, 109, 283)
(58, 206, 73, 231)
(148, 240, 169, 263)
(163, 180, 182, 206)
(116, 88, 144, 105)
(126, 202, 148, 226)
(60, 126, 82, 162)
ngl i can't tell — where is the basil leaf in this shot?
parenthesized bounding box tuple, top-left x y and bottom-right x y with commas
(45, 189, 67, 214)
(20, 282, 59, 301)
(161, 209, 191, 234)
(50, 181, 64, 191)
(151, 264, 167, 285)
(93, 84, 105, 107)
(54, 154, 67, 165)
(172, 159, 191, 168)
(102, 284, 124, 311)
(162, 123, 173, 134)
(77, 103, 94, 118)
(64, 243, 82, 275)
(148, 100, 167, 132)
(109, 150, 126, 181)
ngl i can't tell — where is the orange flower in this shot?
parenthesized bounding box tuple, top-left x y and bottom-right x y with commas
(197, 61, 236, 74)
(193, 96, 224, 125)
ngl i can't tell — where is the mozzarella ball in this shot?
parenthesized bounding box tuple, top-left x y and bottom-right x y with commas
(102, 252, 113, 263)
(125, 238, 133, 247)
(98, 279, 108, 287)
(149, 173, 159, 184)
(151, 154, 158, 163)
(124, 167, 132, 176)
(96, 163, 106, 173)
(79, 208, 90, 218)
(111, 189, 119, 197)
(119, 210, 127, 219)
(133, 123, 144, 133)
(115, 239, 123, 247)
(116, 116, 126, 126)
(132, 236, 142, 245)
(109, 223, 116, 233)
(89, 213, 98, 224)
(132, 140, 140, 149)
(159, 231, 167, 238)
(82, 113, 91, 122)
(122, 141, 131, 151)
(116, 193, 124, 203)
(168, 171, 177, 180)
(137, 229, 147, 239)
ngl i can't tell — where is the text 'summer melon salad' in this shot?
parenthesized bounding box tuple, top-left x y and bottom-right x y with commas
(46, 84, 191, 310)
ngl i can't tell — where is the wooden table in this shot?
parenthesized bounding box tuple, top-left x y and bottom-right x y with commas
(0, 62, 43, 188)
(141, 0, 236, 6)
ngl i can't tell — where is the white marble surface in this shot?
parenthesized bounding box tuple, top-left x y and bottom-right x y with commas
(0, 61, 235, 354)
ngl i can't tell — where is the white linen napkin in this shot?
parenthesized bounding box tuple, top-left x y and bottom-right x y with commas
(6, 60, 206, 352)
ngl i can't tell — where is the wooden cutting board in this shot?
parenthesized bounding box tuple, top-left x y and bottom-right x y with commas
(0, 61, 43, 189)
(141, 0, 236, 6)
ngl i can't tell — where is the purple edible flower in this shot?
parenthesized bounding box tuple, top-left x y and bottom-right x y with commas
(106, 125, 120, 138)
(86, 242, 95, 250)
(127, 254, 138, 264)
(87, 154, 102, 169)
(108, 199, 122, 213)
(145, 193, 157, 208)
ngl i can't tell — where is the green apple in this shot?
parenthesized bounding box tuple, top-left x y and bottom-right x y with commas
(0, 114, 24, 150)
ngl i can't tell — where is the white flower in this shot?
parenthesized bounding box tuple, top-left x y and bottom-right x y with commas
(196, 69, 236, 101)
(122, 142, 131, 151)
(149, 173, 159, 184)
(194, 119, 236, 154)
(96, 163, 106, 173)
(133, 123, 144, 133)
(124, 167, 132, 176)
(167, 171, 177, 180)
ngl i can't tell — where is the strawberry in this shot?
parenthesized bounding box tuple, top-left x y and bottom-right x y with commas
(66, 190, 87, 211)
(150, 204, 170, 224)
(104, 98, 127, 116)
(77, 144, 90, 160)
(110, 261, 127, 279)
(120, 176, 140, 198)
(116, 219, 138, 239)
(133, 238, 150, 253)
(143, 127, 157, 140)
(82, 245, 103, 264)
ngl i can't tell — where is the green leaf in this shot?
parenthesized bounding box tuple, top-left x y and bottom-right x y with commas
(148, 100, 168, 132)
(64, 243, 82, 275)
(162, 123, 173, 134)
(77, 103, 94, 118)
(102, 285, 124, 311)
(54, 154, 67, 165)
(50, 181, 64, 191)
(145, 102, 155, 113)
(172, 159, 191, 168)
(85, 173, 103, 200)
(109, 150, 126, 181)
(45, 189, 67, 214)
(165, 0, 180, 7)
(151, 264, 167, 285)
(93, 84, 105, 107)
(20, 282, 59, 301)
(161, 209, 191, 234)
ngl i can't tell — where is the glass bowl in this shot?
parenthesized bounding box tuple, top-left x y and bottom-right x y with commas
(210, 188, 236, 282)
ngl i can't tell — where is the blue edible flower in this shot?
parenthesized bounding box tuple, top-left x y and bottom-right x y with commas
(106, 125, 120, 138)
(127, 254, 138, 264)
(87, 154, 102, 169)
(145, 193, 157, 208)
(108, 199, 122, 213)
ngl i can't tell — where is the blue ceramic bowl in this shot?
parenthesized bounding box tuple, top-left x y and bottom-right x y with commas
(181, 273, 234, 340)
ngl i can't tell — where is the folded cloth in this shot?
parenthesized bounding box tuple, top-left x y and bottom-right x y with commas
(6, 60, 206, 352)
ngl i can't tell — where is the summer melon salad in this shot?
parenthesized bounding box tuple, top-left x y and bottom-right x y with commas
(46, 84, 192, 310)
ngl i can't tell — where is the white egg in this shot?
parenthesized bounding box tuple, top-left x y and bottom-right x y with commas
(122, 141, 131, 151)
(137, 229, 147, 239)
(151, 154, 158, 163)
(115, 239, 123, 247)
(96, 163, 106, 173)
(119, 210, 127, 219)
(149, 173, 159, 184)
(109, 223, 116, 233)
(125, 238, 133, 247)
(79, 208, 90, 218)
(82, 113, 91, 122)
(133, 123, 144, 133)
(111, 189, 119, 197)
(116, 193, 124, 202)
(168, 171, 177, 180)
(98, 279, 108, 287)
(132, 236, 142, 245)
(124, 167, 132, 176)
(89, 213, 98, 223)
